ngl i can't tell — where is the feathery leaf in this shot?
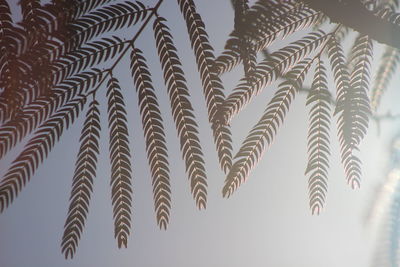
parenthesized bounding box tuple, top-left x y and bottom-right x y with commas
(106, 77, 133, 248)
(130, 47, 171, 229)
(175, 2, 233, 173)
(61, 99, 101, 259)
(223, 59, 313, 197)
(305, 60, 331, 215)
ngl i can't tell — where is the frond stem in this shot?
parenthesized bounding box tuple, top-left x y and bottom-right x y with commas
(85, 0, 164, 97)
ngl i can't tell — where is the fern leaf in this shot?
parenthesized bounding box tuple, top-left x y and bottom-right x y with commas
(305, 60, 331, 215)
(0, 70, 103, 160)
(0, 96, 86, 213)
(233, 0, 256, 79)
(61, 99, 101, 259)
(222, 31, 328, 124)
(347, 35, 373, 145)
(175, 2, 233, 173)
(223, 59, 313, 197)
(214, 3, 321, 76)
(130, 48, 171, 229)
(67, 1, 149, 49)
(327, 37, 365, 189)
(371, 46, 400, 112)
(106, 77, 133, 248)
(153, 16, 207, 209)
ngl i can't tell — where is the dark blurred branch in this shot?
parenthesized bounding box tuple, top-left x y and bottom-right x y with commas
(302, 0, 400, 48)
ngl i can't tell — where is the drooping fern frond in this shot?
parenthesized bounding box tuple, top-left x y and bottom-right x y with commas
(153, 16, 207, 209)
(371, 46, 400, 112)
(0, 69, 103, 160)
(176, 0, 233, 173)
(61, 99, 101, 259)
(0, 96, 86, 212)
(233, 0, 256, 79)
(348, 35, 373, 146)
(106, 77, 133, 248)
(223, 59, 313, 197)
(327, 37, 364, 189)
(214, 1, 321, 76)
(222, 31, 328, 124)
(62, 1, 149, 52)
(130, 47, 171, 229)
(305, 60, 332, 215)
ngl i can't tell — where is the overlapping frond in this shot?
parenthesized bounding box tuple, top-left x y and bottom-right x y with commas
(233, 0, 256, 79)
(305, 60, 331, 215)
(130, 47, 171, 229)
(106, 77, 133, 248)
(0, 96, 86, 212)
(214, 1, 321, 76)
(348, 35, 373, 145)
(371, 46, 400, 112)
(65, 1, 149, 51)
(327, 37, 365, 189)
(222, 31, 328, 124)
(223, 59, 313, 197)
(153, 15, 207, 209)
(176, 1, 233, 173)
(0, 70, 103, 160)
(61, 99, 101, 259)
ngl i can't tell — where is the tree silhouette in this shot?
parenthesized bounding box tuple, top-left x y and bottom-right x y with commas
(1, 0, 400, 261)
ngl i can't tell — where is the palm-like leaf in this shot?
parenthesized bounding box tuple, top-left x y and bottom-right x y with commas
(222, 31, 328, 124)
(106, 77, 133, 248)
(305, 60, 331, 215)
(153, 16, 207, 209)
(130, 47, 171, 229)
(0, 70, 103, 160)
(223, 59, 313, 197)
(61, 99, 101, 259)
(371, 46, 400, 112)
(327, 37, 364, 189)
(0, 96, 86, 212)
(215, 1, 321, 76)
(176, 0, 233, 173)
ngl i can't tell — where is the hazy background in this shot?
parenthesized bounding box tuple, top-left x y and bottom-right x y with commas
(0, 1, 399, 266)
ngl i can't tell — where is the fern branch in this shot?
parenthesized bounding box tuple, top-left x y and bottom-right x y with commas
(371, 46, 400, 112)
(176, 0, 233, 173)
(0, 96, 86, 213)
(222, 31, 328, 124)
(305, 60, 331, 215)
(153, 15, 207, 209)
(61, 99, 101, 259)
(106, 76, 133, 249)
(130, 47, 171, 229)
(223, 59, 313, 197)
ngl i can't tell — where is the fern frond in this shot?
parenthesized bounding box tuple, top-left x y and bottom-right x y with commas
(222, 31, 328, 123)
(0, 70, 103, 160)
(327, 37, 366, 189)
(106, 77, 133, 248)
(214, 3, 321, 76)
(371, 46, 400, 112)
(305, 60, 331, 215)
(49, 36, 125, 86)
(0, 96, 86, 213)
(233, 0, 255, 79)
(175, 2, 233, 173)
(347, 35, 373, 145)
(61, 99, 101, 259)
(130, 47, 171, 229)
(223, 59, 313, 197)
(153, 16, 207, 209)
(67, 1, 149, 49)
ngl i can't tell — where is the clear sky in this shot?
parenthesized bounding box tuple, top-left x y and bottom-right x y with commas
(0, 1, 399, 267)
